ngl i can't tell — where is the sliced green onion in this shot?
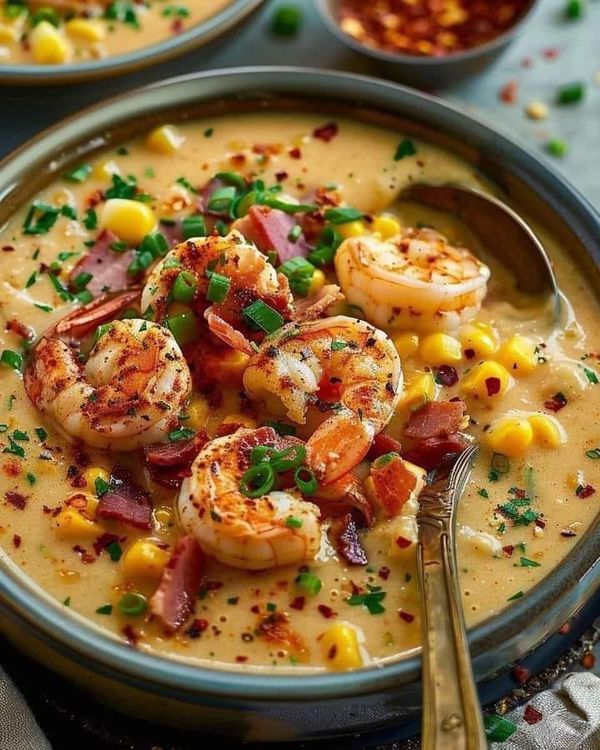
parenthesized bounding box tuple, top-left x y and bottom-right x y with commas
(214, 220, 229, 236)
(23, 201, 60, 235)
(208, 186, 236, 213)
(287, 225, 302, 243)
(285, 516, 303, 528)
(278, 256, 315, 297)
(84, 208, 98, 230)
(271, 3, 302, 35)
(585, 448, 600, 459)
(484, 715, 517, 743)
(557, 82, 585, 105)
(214, 171, 247, 191)
(565, 0, 584, 18)
(166, 312, 201, 347)
(295, 571, 322, 595)
(240, 462, 276, 498)
(106, 541, 122, 561)
(0, 350, 23, 371)
(507, 590, 524, 601)
(271, 445, 307, 473)
(206, 272, 230, 303)
(491, 453, 510, 474)
(307, 226, 343, 267)
(72, 271, 92, 291)
(294, 466, 318, 495)
(519, 556, 541, 568)
(139, 231, 168, 259)
(261, 195, 316, 214)
(394, 138, 417, 161)
(64, 164, 92, 183)
(75, 290, 93, 305)
(324, 207, 363, 224)
(182, 214, 206, 239)
(118, 592, 148, 617)
(93, 323, 112, 345)
(546, 138, 569, 158)
(30, 7, 60, 26)
(172, 271, 197, 304)
(250, 445, 276, 465)
(373, 452, 399, 469)
(232, 189, 260, 218)
(242, 300, 284, 334)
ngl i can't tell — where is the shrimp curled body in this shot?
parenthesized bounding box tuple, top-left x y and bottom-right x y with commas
(178, 427, 322, 570)
(25, 319, 192, 451)
(243, 316, 403, 483)
(334, 227, 490, 333)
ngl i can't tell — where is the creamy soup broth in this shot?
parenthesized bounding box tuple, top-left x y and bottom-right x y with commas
(0, 112, 598, 673)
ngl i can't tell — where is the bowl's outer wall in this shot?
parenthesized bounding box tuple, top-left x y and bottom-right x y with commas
(0, 68, 599, 741)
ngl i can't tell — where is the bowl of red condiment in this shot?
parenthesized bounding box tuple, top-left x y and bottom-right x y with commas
(316, 0, 539, 88)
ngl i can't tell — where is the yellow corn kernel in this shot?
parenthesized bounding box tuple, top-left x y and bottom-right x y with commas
(221, 413, 258, 430)
(145, 124, 186, 155)
(459, 321, 498, 358)
(186, 395, 210, 431)
(100, 198, 156, 245)
(84, 466, 110, 490)
(338, 220, 366, 239)
(320, 623, 363, 670)
(308, 268, 326, 297)
(485, 416, 533, 458)
(122, 539, 170, 582)
(393, 332, 419, 359)
(30, 21, 71, 65)
(419, 332, 462, 366)
(54, 508, 100, 540)
(93, 160, 121, 180)
(372, 214, 401, 239)
(65, 18, 106, 42)
(398, 370, 436, 410)
(0, 23, 19, 43)
(496, 335, 537, 377)
(461, 361, 512, 399)
(528, 413, 564, 449)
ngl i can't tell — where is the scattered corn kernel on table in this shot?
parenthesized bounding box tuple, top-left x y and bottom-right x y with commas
(1, 0, 599, 748)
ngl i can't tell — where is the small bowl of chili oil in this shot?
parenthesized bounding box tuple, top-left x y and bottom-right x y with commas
(316, 0, 539, 88)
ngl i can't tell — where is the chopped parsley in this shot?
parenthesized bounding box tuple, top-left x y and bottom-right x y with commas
(394, 138, 417, 161)
(346, 584, 386, 614)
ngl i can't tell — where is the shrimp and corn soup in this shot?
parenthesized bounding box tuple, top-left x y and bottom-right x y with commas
(0, 112, 598, 673)
(0, 0, 232, 65)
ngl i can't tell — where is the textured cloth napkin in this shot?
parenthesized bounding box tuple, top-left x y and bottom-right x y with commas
(0, 666, 51, 750)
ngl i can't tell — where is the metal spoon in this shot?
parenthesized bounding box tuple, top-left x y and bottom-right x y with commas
(401, 183, 560, 320)
(416, 444, 486, 750)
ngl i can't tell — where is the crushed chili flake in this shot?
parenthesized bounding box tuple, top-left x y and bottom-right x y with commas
(92, 532, 121, 556)
(500, 79, 519, 104)
(395, 535, 412, 549)
(523, 705, 543, 725)
(544, 392, 567, 412)
(485, 377, 501, 397)
(185, 618, 209, 639)
(290, 596, 305, 610)
(378, 566, 391, 581)
(288, 147, 302, 159)
(12, 534, 21, 548)
(312, 122, 339, 142)
(73, 545, 95, 564)
(512, 665, 530, 684)
(542, 47, 560, 59)
(235, 655, 248, 663)
(502, 545, 515, 557)
(576, 484, 596, 498)
(5, 490, 27, 509)
(318, 604, 336, 619)
(399, 610, 415, 623)
(2, 245, 15, 252)
(275, 170, 289, 182)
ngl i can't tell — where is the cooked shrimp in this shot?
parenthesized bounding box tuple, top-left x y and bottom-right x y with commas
(334, 227, 490, 332)
(25, 318, 192, 451)
(243, 316, 403, 483)
(178, 427, 322, 570)
(141, 230, 294, 330)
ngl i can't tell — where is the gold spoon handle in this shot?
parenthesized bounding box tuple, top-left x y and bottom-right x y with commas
(417, 446, 487, 750)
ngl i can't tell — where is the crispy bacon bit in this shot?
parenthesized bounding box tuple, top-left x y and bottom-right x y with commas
(150, 535, 205, 632)
(396, 536, 412, 549)
(312, 122, 339, 142)
(434, 365, 459, 386)
(542, 47, 560, 59)
(12, 534, 21, 548)
(96, 466, 153, 529)
(544, 392, 567, 412)
(512, 665, 530, 684)
(235, 655, 248, 663)
(6, 319, 34, 342)
(378, 566, 390, 581)
(535, 518, 546, 529)
(404, 400, 466, 440)
(144, 433, 207, 467)
(289, 147, 301, 159)
(185, 618, 209, 639)
(370, 454, 423, 518)
(500, 79, 519, 104)
(502, 545, 515, 557)
(290, 596, 305, 610)
(367, 432, 402, 461)
(318, 604, 336, 619)
(204, 309, 255, 356)
(3, 460, 21, 478)
(275, 171, 288, 182)
(92, 532, 121, 557)
(576, 484, 596, 498)
(73, 545, 95, 564)
(328, 513, 368, 566)
(404, 434, 469, 472)
(485, 377, 501, 397)
(399, 610, 415, 623)
(233, 205, 310, 264)
(256, 611, 305, 652)
(2, 245, 15, 252)
(5, 490, 27, 510)
(69, 230, 136, 297)
(523, 705, 543, 725)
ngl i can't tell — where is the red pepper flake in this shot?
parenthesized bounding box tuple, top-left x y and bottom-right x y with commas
(92, 532, 121, 557)
(576, 484, 596, 498)
(312, 122, 339, 142)
(235, 655, 248, 663)
(5, 490, 27, 510)
(70, 474, 87, 488)
(185, 618, 209, 639)
(3, 460, 21, 478)
(275, 170, 289, 182)
(87, 189, 103, 208)
(395, 535, 412, 549)
(500, 80, 519, 104)
(464, 348, 475, 360)
(288, 147, 302, 159)
(523, 705, 543, 725)
(399, 610, 415, 623)
(12, 534, 21, 548)
(290, 596, 305, 610)
(544, 392, 567, 412)
(485, 377, 501, 396)
(2, 245, 15, 252)
(521, 56, 533, 68)
(542, 47, 560, 60)
(317, 604, 336, 619)
(250, 604, 260, 614)
(378, 566, 390, 581)
(581, 651, 596, 669)
(512, 664, 530, 684)
(72, 545, 95, 564)
(122, 624, 138, 647)
(502, 545, 515, 557)
(558, 621, 571, 635)
(170, 19, 184, 34)
(535, 518, 546, 529)
(435, 365, 459, 386)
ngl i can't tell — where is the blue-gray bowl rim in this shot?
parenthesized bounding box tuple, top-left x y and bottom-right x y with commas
(0, 65, 598, 704)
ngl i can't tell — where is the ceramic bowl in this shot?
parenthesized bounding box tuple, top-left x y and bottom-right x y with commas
(0, 0, 263, 86)
(0, 67, 599, 743)
(315, 0, 540, 89)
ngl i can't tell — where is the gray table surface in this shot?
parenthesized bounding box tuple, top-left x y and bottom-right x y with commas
(1, 0, 599, 207)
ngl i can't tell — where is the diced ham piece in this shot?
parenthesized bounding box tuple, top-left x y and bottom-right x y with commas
(96, 466, 153, 529)
(403, 434, 470, 472)
(233, 205, 310, 263)
(150, 535, 205, 632)
(293, 284, 344, 322)
(69, 230, 136, 297)
(368, 455, 425, 518)
(404, 400, 466, 441)
(328, 513, 368, 565)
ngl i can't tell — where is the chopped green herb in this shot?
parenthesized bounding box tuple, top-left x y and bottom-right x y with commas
(169, 427, 196, 442)
(3, 436, 25, 458)
(347, 585, 387, 615)
(264, 420, 296, 437)
(295, 571, 322, 596)
(484, 714, 517, 742)
(557, 82, 585, 105)
(34, 303, 53, 313)
(95, 476, 111, 497)
(285, 516, 303, 528)
(25, 271, 37, 288)
(394, 138, 417, 160)
(271, 3, 302, 35)
(227, 596, 239, 605)
(96, 604, 113, 615)
(477, 488, 489, 499)
(519, 556, 541, 568)
(0, 350, 23, 371)
(23, 201, 60, 235)
(287, 225, 302, 243)
(507, 590, 524, 601)
(331, 340, 348, 351)
(30, 7, 60, 26)
(585, 448, 600, 459)
(106, 541, 122, 562)
(488, 470, 499, 482)
(278, 256, 315, 297)
(12, 430, 29, 442)
(63, 596, 71, 607)
(161, 4, 189, 17)
(64, 164, 92, 184)
(266, 602, 277, 612)
(584, 367, 598, 384)
(565, 0, 584, 18)
(26, 472, 36, 486)
(175, 176, 198, 194)
(84, 208, 98, 230)
(104, 1, 139, 28)
(323, 206, 363, 224)
(203, 128, 214, 138)
(373, 452, 399, 469)
(182, 214, 206, 239)
(546, 139, 568, 157)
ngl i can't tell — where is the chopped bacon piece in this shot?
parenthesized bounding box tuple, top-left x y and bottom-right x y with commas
(404, 400, 466, 440)
(544, 392, 567, 412)
(233, 205, 310, 263)
(256, 610, 305, 652)
(499, 79, 519, 104)
(369, 455, 424, 518)
(576, 484, 596, 498)
(396, 536, 412, 549)
(367, 432, 403, 461)
(150, 535, 205, 632)
(6, 319, 34, 342)
(69, 230, 136, 297)
(523, 705, 543, 725)
(317, 604, 336, 619)
(290, 596, 305, 610)
(399, 610, 415, 623)
(96, 466, 153, 529)
(502, 545, 515, 557)
(312, 122, 339, 142)
(143, 433, 207, 467)
(92, 532, 121, 557)
(294, 284, 344, 323)
(5, 490, 27, 509)
(12, 534, 21, 548)
(328, 513, 368, 566)
(403, 434, 469, 472)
